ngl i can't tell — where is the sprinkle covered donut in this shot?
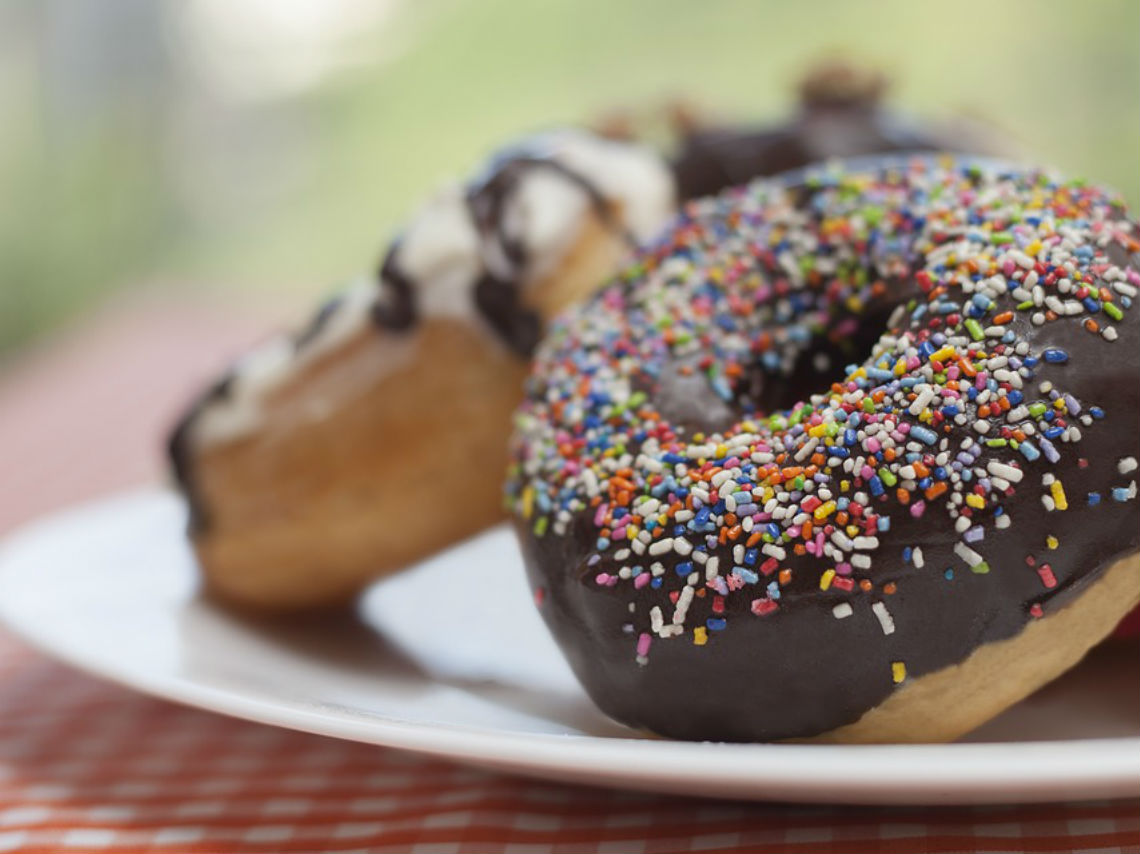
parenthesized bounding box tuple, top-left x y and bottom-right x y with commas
(507, 157, 1140, 742)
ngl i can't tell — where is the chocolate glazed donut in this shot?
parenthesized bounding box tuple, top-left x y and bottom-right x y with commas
(507, 157, 1140, 742)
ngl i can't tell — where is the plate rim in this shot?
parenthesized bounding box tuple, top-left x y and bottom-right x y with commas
(1, 488, 1138, 805)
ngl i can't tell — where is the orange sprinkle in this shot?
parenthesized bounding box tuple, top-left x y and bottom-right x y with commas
(924, 482, 948, 500)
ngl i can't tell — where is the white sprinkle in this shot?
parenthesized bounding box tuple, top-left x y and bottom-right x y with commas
(648, 538, 674, 556)
(832, 603, 853, 620)
(705, 556, 720, 582)
(909, 385, 935, 415)
(912, 547, 924, 568)
(650, 606, 664, 633)
(954, 541, 984, 569)
(996, 514, 1011, 529)
(987, 461, 1024, 483)
(1120, 457, 1138, 475)
(871, 601, 896, 635)
(672, 586, 694, 625)
(674, 537, 693, 556)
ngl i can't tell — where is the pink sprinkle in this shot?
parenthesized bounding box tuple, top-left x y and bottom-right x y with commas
(1002, 259, 1016, 276)
(595, 573, 614, 586)
(636, 633, 651, 657)
(634, 573, 650, 589)
(910, 500, 926, 518)
(866, 437, 881, 453)
(1037, 565, 1057, 589)
(860, 464, 875, 480)
(836, 562, 852, 576)
(751, 598, 778, 616)
(594, 503, 609, 527)
(947, 366, 960, 380)
(611, 526, 627, 540)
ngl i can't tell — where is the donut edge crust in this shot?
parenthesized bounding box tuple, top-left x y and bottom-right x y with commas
(803, 552, 1140, 743)
(187, 215, 627, 612)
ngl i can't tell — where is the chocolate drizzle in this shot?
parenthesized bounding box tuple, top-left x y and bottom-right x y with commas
(671, 62, 1004, 201)
(372, 151, 634, 356)
(373, 241, 417, 331)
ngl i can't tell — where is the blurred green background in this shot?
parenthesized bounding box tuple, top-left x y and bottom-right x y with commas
(2, 0, 1137, 359)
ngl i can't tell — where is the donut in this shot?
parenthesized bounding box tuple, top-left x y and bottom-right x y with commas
(507, 157, 1140, 743)
(169, 130, 675, 610)
(169, 74, 1007, 613)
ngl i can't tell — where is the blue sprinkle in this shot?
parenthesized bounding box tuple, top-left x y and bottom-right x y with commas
(1043, 348, 1069, 364)
(706, 617, 727, 632)
(1089, 407, 1105, 419)
(1088, 492, 1101, 506)
(869, 476, 885, 496)
(1112, 487, 1132, 502)
(911, 426, 938, 445)
(675, 561, 693, 577)
(944, 568, 955, 580)
(1019, 441, 1041, 461)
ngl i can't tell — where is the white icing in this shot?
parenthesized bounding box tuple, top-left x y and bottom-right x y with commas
(190, 277, 377, 447)
(188, 130, 676, 452)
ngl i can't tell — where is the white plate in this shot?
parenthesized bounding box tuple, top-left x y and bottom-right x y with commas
(1, 489, 1137, 805)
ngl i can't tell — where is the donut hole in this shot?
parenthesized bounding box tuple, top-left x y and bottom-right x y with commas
(744, 301, 896, 415)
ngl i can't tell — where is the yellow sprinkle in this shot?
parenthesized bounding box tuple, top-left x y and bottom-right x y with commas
(521, 487, 535, 519)
(891, 661, 907, 684)
(1050, 480, 1069, 511)
(845, 524, 859, 537)
(693, 627, 708, 646)
(965, 494, 986, 509)
(1046, 536, 1059, 550)
(1026, 239, 1042, 256)
(716, 444, 728, 458)
(819, 569, 836, 591)
(893, 357, 907, 376)
(930, 346, 957, 363)
(813, 500, 837, 520)
(808, 424, 828, 438)
(627, 526, 639, 540)
(840, 480, 850, 492)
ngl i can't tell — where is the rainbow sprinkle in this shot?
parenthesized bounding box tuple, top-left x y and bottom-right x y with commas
(508, 158, 1138, 677)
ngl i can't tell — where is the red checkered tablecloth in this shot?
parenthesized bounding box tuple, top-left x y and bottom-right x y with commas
(1, 292, 1137, 854)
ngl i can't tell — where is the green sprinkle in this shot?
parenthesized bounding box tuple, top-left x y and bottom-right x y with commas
(863, 397, 875, 413)
(1104, 302, 1123, 321)
(879, 468, 898, 487)
(533, 516, 549, 537)
(965, 319, 984, 341)
(986, 438, 1009, 448)
(1016, 300, 1034, 311)
(971, 561, 990, 575)
(1028, 403, 1048, 418)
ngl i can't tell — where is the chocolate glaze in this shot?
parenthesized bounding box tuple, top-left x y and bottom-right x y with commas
(672, 63, 1005, 202)
(167, 373, 234, 534)
(514, 159, 1140, 742)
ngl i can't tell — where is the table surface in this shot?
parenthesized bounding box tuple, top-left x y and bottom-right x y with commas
(1, 292, 1137, 854)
